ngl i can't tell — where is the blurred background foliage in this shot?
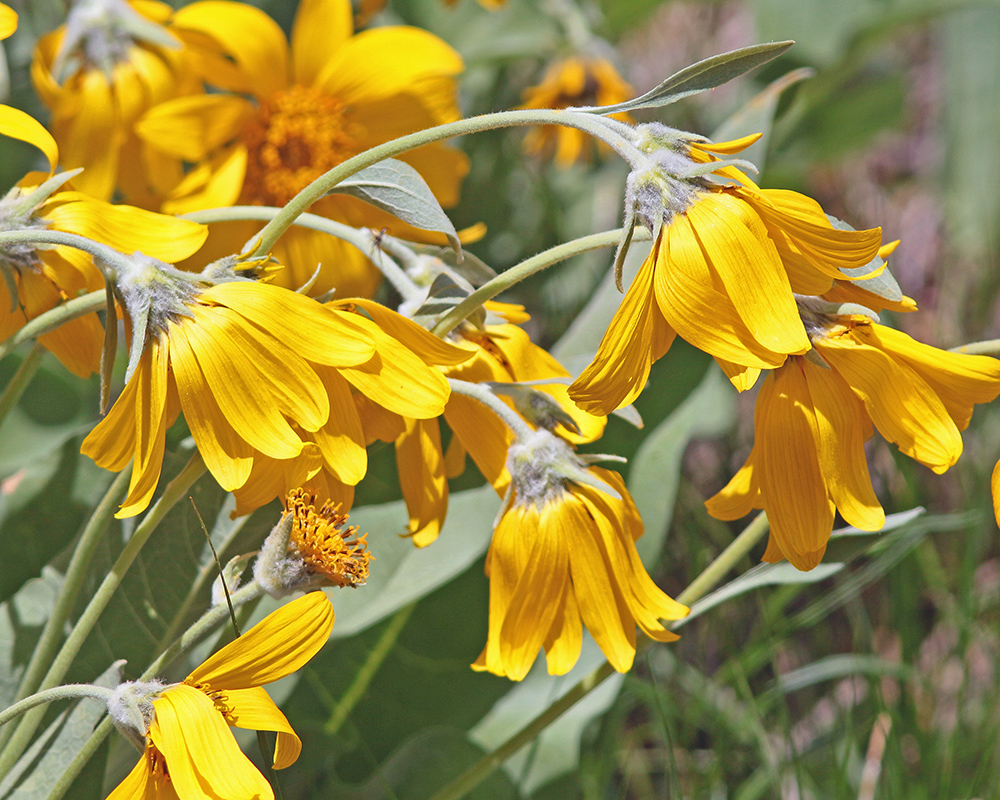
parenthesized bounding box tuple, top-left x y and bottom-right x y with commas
(2, 0, 1000, 797)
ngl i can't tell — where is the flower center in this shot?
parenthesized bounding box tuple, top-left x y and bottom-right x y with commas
(287, 488, 371, 587)
(240, 86, 362, 208)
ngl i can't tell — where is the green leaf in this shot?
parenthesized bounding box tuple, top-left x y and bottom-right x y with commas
(629, 368, 735, 566)
(470, 635, 624, 795)
(575, 41, 795, 116)
(0, 661, 120, 800)
(770, 653, 914, 695)
(329, 159, 461, 254)
(0, 569, 63, 710)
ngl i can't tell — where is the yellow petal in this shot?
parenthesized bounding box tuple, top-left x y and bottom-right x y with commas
(444, 394, 511, 491)
(542, 589, 582, 676)
(0, 4, 17, 39)
(705, 449, 761, 521)
(291, 0, 352, 86)
(0, 105, 57, 172)
(569, 243, 676, 415)
(715, 357, 761, 392)
(225, 686, 301, 769)
(56, 70, 122, 200)
(803, 358, 884, 531)
(81, 367, 140, 473)
(187, 591, 334, 689)
(756, 366, 833, 570)
(173, 1, 289, 98)
(396, 417, 447, 547)
(104, 751, 153, 800)
(151, 685, 273, 800)
(136, 93, 252, 162)
(341, 298, 473, 367)
(311, 366, 367, 484)
(993, 459, 1000, 530)
(162, 144, 247, 214)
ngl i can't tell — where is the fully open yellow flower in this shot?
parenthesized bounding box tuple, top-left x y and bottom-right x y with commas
(520, 56, 634, 167)
(472, 432, 687, 680)
(31, 0, 199, 204)
(134, 0, 467, 298)
(0, 106, 207, 377)
(82, 261, 450, 518)
(568, 137, 884, 416)
(108, 591, 334, 800)
(708, 319, 1000, 570)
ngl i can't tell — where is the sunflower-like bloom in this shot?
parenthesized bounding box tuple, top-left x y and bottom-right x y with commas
(81, 257, 450, 518)
(353, 301, 606, 547)
(0, 106, 207, 377)
(134, 0, 467, 298)
(107, 591, 334, 800)
(707, 315, 1000, 570)
(31, 0, 199, 204)
(568, 133, 884, 415)
(520, 55, 633, 167)
(472, 430, 687, 680)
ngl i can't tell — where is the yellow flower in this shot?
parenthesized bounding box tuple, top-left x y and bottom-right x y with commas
(472, 431, 687, 680)
(0, 4, 17, 39)
(520, 56, 633, 167)
(135, 0, 467, 298)
(31, 0, 198, 203)
(708, 318, 1000, 570)
(568, 136, 884, 415)
(108, 591, 334, 800)
(81, 260, 450, 518)
(0, 106, 207, 377)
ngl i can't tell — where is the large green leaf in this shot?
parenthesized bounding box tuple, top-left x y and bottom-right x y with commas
(0, 569, 63, 710)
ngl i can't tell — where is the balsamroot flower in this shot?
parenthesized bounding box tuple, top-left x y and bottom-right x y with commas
(81, 257, 450, 518)
(31, 0, 198, 203)
(107, 592, 334, 800)
(569, 132, 884, 415)
(520, 55, 633, 166)
(708, 315, 1000, 570)
(473, 430, 687, 680)
(135, 0, 467, 298)
(0, 106, 207, 377)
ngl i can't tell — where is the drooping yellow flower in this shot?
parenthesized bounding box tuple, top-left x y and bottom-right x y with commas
(708, 317, 1000, 570)
(0, 106, 207, 377)
(569, 134, 884, 415)
(520, 55, 633, 167)
(81, 258, 450, 518)
(472, 430, 687, 680)
(134, 0, 467, 299)
(108, 591, 334, 800)
(31, 0, 199, 204)
(0, 4, 17, 39)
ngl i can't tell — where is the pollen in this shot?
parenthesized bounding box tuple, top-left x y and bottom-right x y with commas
(287, 488, 371, 588)
(240, 85, 363, 207)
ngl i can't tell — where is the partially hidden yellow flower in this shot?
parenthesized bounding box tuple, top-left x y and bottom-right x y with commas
(0, 3, 17, 39)
(707, 317, 1000, 570)
(520, 55, 633, 167)
(569, 134, 884, 415)
(81, 259, 450, 518)
(0, 105, 207, 377)
(367, 301, 606, 547)
(31, 0, 199, 203)
(135, 0, 468, 299)
(472, 431, 687, 680)
(108, 591, 334, 800)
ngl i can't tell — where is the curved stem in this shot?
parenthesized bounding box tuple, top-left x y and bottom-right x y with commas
(0, 453, 207, 779)
(950, 339, 1000, 356)
(247, 108, 639, 258)
(0, 685, 113, 730)
(447, 378, 534, 441)
(0, 343, 44, 430)
(431, 227, 651, 337)
(0, 230, 132, 279)
(181, 206, 421, 302)
(0, 290, 104, 363)
(427, 512, 770, 800)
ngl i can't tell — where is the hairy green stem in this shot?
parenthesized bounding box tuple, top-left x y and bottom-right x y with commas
(181, 206, 422, 302)
(0, 290, 104, 362)
(0, 343, 44, 430)
(2, 470, 129, 742)
(0, 453, 207, 779)
(431, 227, 652, 337)
(0, 230, 133, 277)
(427, 512, 770, 800)
(447, 378, 535, 441)
(324, 603, 416, 737)
(950, 339, 1000, 356)
(0, 685, 114, 730)
(247, 108, 639, 258)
